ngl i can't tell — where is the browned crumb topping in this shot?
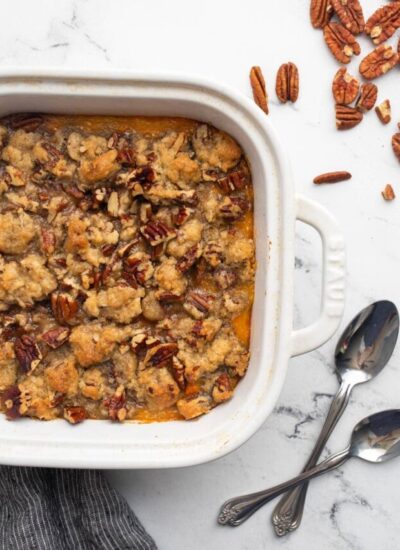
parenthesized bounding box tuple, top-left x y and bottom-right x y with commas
(0, 114, 255, 423)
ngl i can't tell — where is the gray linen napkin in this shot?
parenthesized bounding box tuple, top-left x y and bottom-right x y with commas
(0, 467, 157, 550)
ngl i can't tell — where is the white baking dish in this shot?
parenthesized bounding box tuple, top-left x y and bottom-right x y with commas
(0, 70, 346, 468)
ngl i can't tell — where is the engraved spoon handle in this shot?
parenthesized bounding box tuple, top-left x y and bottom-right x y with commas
(272, 380, 354, 536)
(218, 448, 350, 527)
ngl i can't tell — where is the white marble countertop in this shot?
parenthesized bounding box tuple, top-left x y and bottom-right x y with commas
(4, 0, 400, 548)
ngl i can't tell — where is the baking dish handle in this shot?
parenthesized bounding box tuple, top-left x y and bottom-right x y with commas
(291, 195, 346, 357)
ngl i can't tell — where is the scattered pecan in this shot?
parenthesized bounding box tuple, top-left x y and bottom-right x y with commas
(310, 0, 333, 28)
(184, 291, 215, 319)
(332, 68, 359, 105)
(359, 44, 399, 80)
(40, 228, 56, 255)
(275, 62, 299, 103)
(356, 83, 378, 112)
(143, 342, 178, 368)
(217, 170, 247, 193)
(2, 113, 44, 132)
(219, 197, 249, 221)
(177, 244, 202, 273)
(331, 0, 364, 34)
(64, 406, 87, 424)
(382, 184, 395, 201)
(1, 385, 21, 420)
(51, 293, 79, 325)
(375, 99, 391, 124)
(313, 171, 352, 184)
(172, 206, 194, 226)
(323, 22, 361, 64)
(14, 335, 42, 374)
(171, 356, 186, 390)
(104, 385, 127, 422)
(249, 66, 268, 114)
(336, 105, 363, 130)
(41, 327, 70, 349)
(140, 220, 176, 246)
(391, 133, 400, 160)
(365, 3, 400, 45)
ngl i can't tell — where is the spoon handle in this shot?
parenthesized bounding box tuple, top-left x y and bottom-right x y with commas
(218, 447, 350, 527)
(272, 380, 353, 536)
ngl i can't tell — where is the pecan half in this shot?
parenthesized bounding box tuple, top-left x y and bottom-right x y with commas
(2, 113, 44, 132)
(331, 0, 364, 34)
(64, 406, 87, 424)
(123, 254, 153, 285)
(365, 3, 400, 45)
(310, 0, 333, 28)
(323, 23, 361, 64)
(392, 133, 400, 160)
(171, 356, 186, 390)
(104, 385, 127, 422)
(40, 228, 56, 255)
(212, 373, 233, 403)
(139, 202, 153, 224)
(313, 171, 352, 184)
(217, 170, 247, 194)
(336, 105, 363, 130)
(332, 68, 359, 105)
(143, 342, 178, 368)
(275, 62, 299, 103)
(356, 83, 378, 112)
(382, 184, 395, 201)
(157, 292, 184, 303)
(41, 327, 70, 349)
(51, 293, 79, 325)
(375, 99, 391, 124)
(359, 44, 399, 80)
(172, 206, 194, 226)
(184, 291, 215, 319)
(140, 220, 176, 246)
(177, 244, 202, 273)
(249, 66, 268, 114)
(214, 267, 237, 289)
(1, 385, 21, 419)
(219, 197, 249, 221)
(14, 335, 42, 374)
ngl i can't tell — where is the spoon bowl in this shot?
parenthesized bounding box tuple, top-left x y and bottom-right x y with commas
(335, 300, 399, 386)
(351, 409, 400, 463)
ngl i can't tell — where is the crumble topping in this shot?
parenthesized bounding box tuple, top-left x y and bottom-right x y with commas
(0, 114, 255, 423)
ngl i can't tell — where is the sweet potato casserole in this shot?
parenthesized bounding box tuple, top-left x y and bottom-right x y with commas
(0, 114, 255, 423)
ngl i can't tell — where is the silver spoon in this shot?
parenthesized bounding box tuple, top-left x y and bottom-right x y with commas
(271, 300, 399, 535)
(218, 409, 400, 527)
(218, 301, 399, 529)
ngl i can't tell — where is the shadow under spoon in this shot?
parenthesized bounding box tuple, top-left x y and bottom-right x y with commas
(218, 409, 400, 526)
(271, 300, 399, 536)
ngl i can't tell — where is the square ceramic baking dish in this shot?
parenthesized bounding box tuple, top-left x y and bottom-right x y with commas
(0, 70, 346, 468)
